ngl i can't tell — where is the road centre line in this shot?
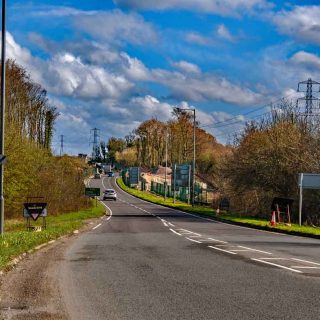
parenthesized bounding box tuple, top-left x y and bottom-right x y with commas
(237, 246, 272, 255)
(92, 223, 102, 230)
(186, 237, 202, 243)
(170, 228, 182, 236)
(208, 245, 237, 255)
(291, 258, 320, 266)
(251, 258, 302, 273)
(115, 180, 309, 239)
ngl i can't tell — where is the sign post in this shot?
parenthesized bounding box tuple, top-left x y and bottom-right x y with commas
(23, 201, 47, 231)
(85, 187, 100, 207)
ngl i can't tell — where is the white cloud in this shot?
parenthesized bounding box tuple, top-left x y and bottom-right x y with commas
(290, 51, 320, 70)
(185, 32, 216, 46)
(30, 6, 98, 17)
(113, 0, 273, 17)
(46, 53, 133, 99)
(171, 60, 201, 74)
(120, 53, 151, 80)
(152, 69, 263, 106)
(130, 95, 173, 120)
(74, 10, 157, 46)
(217, 24, 236, 42)
(272, 5, 320, 45)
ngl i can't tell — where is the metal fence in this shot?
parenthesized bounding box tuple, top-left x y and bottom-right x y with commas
(150, 181, 214, 206)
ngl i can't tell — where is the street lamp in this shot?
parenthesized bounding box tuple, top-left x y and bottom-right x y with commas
(0, 0, 6, 235)
(173, 107, 196, 206)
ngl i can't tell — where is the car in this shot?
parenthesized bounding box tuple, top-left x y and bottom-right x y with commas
(94, 173, 100, 179)
(107, 171, 114, 177)
(103, 189, 117, 201)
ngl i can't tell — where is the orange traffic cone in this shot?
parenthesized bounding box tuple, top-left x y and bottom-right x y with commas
(270, 211, 276, 226)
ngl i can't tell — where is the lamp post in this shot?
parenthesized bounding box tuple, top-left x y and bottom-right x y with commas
(174, 107, 196, 206)
(0, 0, 6, 236)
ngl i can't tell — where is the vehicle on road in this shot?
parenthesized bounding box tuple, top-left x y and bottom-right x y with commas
(103, 189, 117, 201)
(107, 171, 114, 177)
(94, 173, 100, 179)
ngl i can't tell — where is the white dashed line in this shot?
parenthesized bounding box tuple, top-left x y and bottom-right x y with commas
(208, 245, 237, 255)
(251, 258, 302, 273)
(186, 237, 202, 243)
(237, 246, 272, 255)
(170, 228, 182, 236)
(168, 222, 175, 227)
(258, 257, 288, 260)
(291, 258, 320, 266)
(207, 238, 228, 244)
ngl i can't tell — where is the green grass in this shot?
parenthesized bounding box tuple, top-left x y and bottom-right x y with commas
(117, 177, 320, 238)
(117, 178, 215, 216)
(218, 213, 320, 236)
(0, 202, 106, 270)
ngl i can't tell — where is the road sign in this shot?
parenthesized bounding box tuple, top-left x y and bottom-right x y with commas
(129, 167, 139, 185)
(298, 173, 320, 226)
(85, 187, 100, 197)
(298, 173, 320, 189)
(172, 164, 191, 191)
(23, 203, 47, 221)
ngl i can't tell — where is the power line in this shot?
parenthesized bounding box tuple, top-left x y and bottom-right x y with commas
(200, 92, 297, 130)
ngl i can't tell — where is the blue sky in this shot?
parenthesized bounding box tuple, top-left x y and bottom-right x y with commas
(5, 1, 320, 154)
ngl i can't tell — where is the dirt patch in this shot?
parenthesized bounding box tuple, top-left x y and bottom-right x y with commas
(0, 218, 102, 320)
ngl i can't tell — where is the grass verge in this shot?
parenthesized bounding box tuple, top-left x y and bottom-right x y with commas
(0, 202, 106, 270)
(117, 177, 320, 239)
(117, 177, 214, 216)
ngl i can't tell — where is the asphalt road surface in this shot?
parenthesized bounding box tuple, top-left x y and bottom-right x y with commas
(58, 176, 320, 320)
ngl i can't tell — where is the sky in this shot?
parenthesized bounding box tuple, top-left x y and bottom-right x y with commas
(5, 0, 320, 154)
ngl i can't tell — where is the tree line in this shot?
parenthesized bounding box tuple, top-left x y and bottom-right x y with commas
(3, 60, 90, 219)
(108, 99, 320, 225)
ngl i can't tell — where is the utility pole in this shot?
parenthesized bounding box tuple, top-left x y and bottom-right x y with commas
(164, 128, 168, 201)
(90, 128, 100, 161)
(59, 135, 64, 156)
(0, 0, 6, 236)
(297, 78, 320, 116)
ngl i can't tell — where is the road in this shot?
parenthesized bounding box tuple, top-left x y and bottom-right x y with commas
(54, 175, 320, 320)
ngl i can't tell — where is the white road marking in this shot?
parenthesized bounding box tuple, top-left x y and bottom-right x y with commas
(92, 223, 102, 230)
(258, 257, 288, 260)
(230, 249, 252, 252)
(163, 222, 168, 227)
(207, 238, 228, 244)
(251, 258, 302, 273)
(168, 222, 175, 227)
(291, 258, 320, 266)
(208, 245, 237, 255)
(290, 266, 320, 269)
(169, 228, 182, 236)
(237, 246, 272, 255)
(100, 201, 113, 217)
(186, 237, 202, 243)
